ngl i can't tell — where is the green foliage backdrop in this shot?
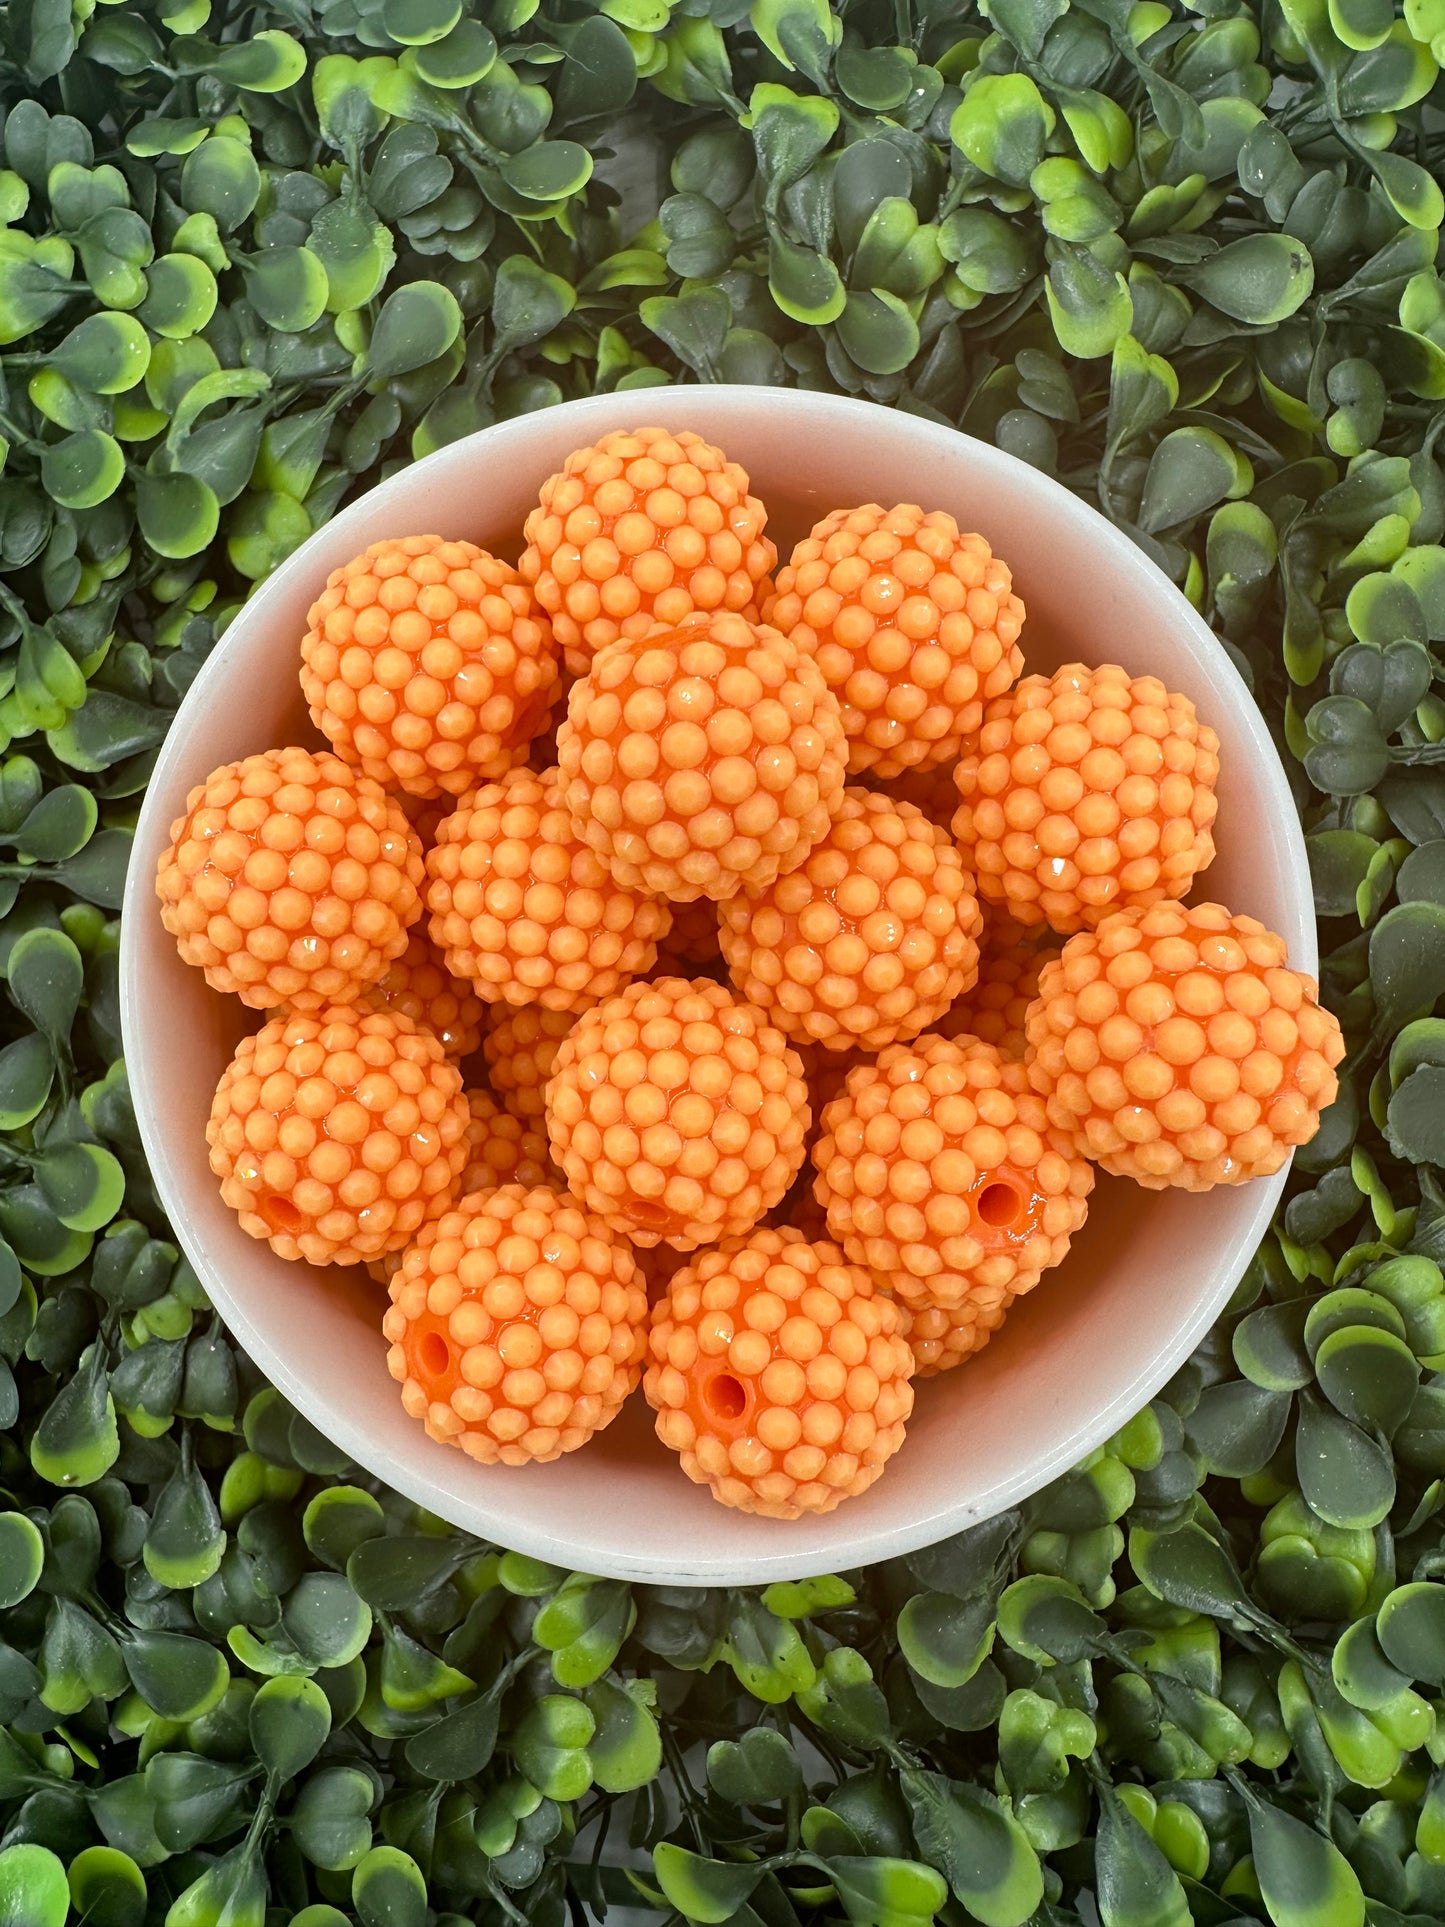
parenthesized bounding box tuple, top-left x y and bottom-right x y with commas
(1, 0, 1445, 1922)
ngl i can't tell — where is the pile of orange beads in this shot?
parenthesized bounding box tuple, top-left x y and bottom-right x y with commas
(159, 423, 1344, 1520)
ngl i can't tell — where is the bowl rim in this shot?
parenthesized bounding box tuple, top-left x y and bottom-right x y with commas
(121, 385, 1314, 1579)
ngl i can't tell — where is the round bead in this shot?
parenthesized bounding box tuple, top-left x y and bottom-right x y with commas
(546, 976, 809, 1250)
(519, 427, 777, 678)
(363, 927, 488, 1060)
(207, 1005, 470, 1265)
(1024, 902, 1346, 1189)
(482, 1003, 587, 1123)
(953, 662, 1221, 934)
(558, 612, 848, 903)
(301, 535, 559, 799)
(812, 1033, 1093, 1313)
(156, 747, 423, 1011)
(643, 1227, 914, 1517)
(765, 504, 1024, 778)
(936, 917, 1059, 1060)
(426, 766, 671, 1010)
(383, 1185, 647, 1464)
(719, 788, 983, 1051)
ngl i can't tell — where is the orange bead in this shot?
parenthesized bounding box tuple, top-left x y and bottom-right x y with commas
(482, 1003, 587, 1123)
(652, 896, 722, 970)
(207, 1005, 470, 1265)
(953, 662, 1221, 934)
(893, 1293, 1011, 1377)
(719, 788, 983, 1051)
(425, 767, 672, 1010)
(383, 1185, 648, 1464)
(519, 427, 777, 678)
(366, 1086, 557, 1284)
(156, 747, 423, 1011)
(301, 535, 559, 799)
(644, 1227, 914, 1517)
(1024, 902, 1346, 1189)
(765, 505, 1024, 778)
(936, 917, 1060, 1059)
(558, 612, 848, 903)
(546, 976, 809, 1250)
(363, 927, 488, 1059)
(812, 1034, 1093, 1313)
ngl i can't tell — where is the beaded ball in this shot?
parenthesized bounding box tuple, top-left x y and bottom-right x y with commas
(207, 1005, 470, 1265)
(425, 766, 672, 1010)
(482, 1004, 585, 1123)
(894, 1294, 1011, 1378)
(367, 1088, 556, 1284)
(644, 1227, 914, 1517)
(546, 976, 809, 1250)
(519, 426, 777, 678)
(383, 1185, 648, 1464)
(157, 747, 423, 1012)
(764, 504, 1024, 777)
(937, 918, 1060, 1060)
(1024, 902, 1345, 1190)
(812, 1034, 1093, 1314)
(953, 662, 1220, 934)
(300, 535, 558, 799)
(558, 612, 849, 903)
(719, 788, 983, 1051)
(363, 927, 488, 1060)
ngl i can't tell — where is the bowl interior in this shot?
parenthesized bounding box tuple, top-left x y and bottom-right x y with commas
(121, 388, 1314, 1583)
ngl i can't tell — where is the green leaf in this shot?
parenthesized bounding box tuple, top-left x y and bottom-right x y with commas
(836, 289, 919, 374)
(365, 281, 462, 379)
(138, 254, 219, 339)
(900, 1770, 1043, 1927)
(243, 247, 330, 334)
(1370, 902, 1445, 1032)
(65, 1849, 146, 1927)
(0, 1846, 70, 1927)
(135, 471, 220, 560)
(7, 927, 83, 1054)
(406, 19, 497, 89)
(1377, 1582, 1445, 1687)
(249, 1676, 332, 1784)
(1387, 1064, 1445, 1163)
(352, 1848, 427, 1927)
(382, 0, 463, 42)
(0, 1512, 44, 1608)
(1184, 233, 1314, 324)
(1295, 1390, 1396, 1528)
(1243, 1790, 1365, 1927)
(653, 1845, 763, 1925)
(950, 74, 1056, 188)
(1313, 1323, 1419, 1436)
(1046, 242, 1133, 358)
(50, 311, 149, 393)
(769, 235, 846, 324)
(1094, 1787, 1190, 1927)
(898, 1592, 997, 1687)
(1138, 426, 1243, 532)
(40, 428, 124, 509)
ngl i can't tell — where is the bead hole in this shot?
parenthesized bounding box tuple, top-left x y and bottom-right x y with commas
(977, 1181, 1024, 1228)
(704, 1373, 747, 1422)
(628, 1200, 670, 1227)
(261, 1195, 303, 1235)
(419, 1332, 451, 1378)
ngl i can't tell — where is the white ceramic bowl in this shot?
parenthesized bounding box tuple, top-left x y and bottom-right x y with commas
(122, 388, 1314, 1583)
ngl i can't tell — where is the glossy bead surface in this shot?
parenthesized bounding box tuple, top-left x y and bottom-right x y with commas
(645, 1227, 914, 1517)
(1024, 902, 1345, 1189)
(158, 747, 422, 1011)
